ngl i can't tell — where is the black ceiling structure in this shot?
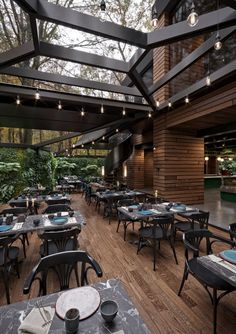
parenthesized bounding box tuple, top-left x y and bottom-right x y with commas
(0, 0, 235, 150)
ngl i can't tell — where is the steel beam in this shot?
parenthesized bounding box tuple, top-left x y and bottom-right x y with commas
(0, 142, 35, 149)
(159, 59, 236, 112)
(0, 67, 141, 97)
(0, 41, 35, 70)
(30, 17, 40, 53)
(128, 70, 155, 110)
(148, 26, 236, 96)
(147, 8, 236, 48)
(199, 122, 236, 138)
(13, 0, 38, 13)
(35, 132, 81, 148)
(0, 84, 151, 111)
(35, 0, 146, 48)
(39, 42, 129, 73)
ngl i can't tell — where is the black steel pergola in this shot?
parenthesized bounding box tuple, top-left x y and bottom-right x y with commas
(0, 0, 236, 150)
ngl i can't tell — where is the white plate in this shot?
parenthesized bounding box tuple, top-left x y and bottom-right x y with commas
(56, 286, 100, 320)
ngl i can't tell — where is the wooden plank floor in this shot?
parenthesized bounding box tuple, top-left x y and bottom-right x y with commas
(0, 194, 236, 333)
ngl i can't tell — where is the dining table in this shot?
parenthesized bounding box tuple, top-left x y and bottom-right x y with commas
(0, 211, 86, 237)
(197, 254, 236, 287)
(0, 278, 150, 334)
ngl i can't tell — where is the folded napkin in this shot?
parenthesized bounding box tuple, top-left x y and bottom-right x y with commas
(12, 222, 23, 231)
(208, 254, 236, 274)
(18, 306, 55, 334)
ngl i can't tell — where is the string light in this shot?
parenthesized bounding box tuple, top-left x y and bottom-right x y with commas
(100, 0, 106, 21)
(81, 144, 84, 148)
(35, 88, 40, 100)
(102, 136, 105, 140)
(122, 107, 126, 116)
(72, 144, 75, 148)
(214, 32, 222, 50)
(187, 2, 199, 27)
(58, 100, 62, 110)
(100, 104, 104, 114)
(16, 95, 21, 105)
(92, 141, 95, 145)
(168, 101, 172, 108)
(81, 108, 85, 116)
(156, 100, 160, 108)
(206, 75, 211, 86)
(116, 128, 119, 133)
(185, 96, 190, 104)
(151, 6, 158, 28)
(148, 112, 152, 118)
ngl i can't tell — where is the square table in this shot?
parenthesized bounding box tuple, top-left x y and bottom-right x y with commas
(0, 279, 150, 334)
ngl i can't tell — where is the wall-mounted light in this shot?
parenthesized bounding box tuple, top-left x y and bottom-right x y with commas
(205, 156, 209, 161)
(100, 104, 104, 114)
(81, 108, 85, 116)
(187, 2, 199, 27)
(16, 95, 21, 105)
(156, 100, 160, 108)
(168, 101, 172, 108)
(101, 165, 105, 176)
(122, 107, 126, 116)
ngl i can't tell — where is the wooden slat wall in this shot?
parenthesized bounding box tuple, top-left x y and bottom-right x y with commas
(144, 150, 153, 188)
(153, 118, 204, 204)
(127, 135, 144, 189)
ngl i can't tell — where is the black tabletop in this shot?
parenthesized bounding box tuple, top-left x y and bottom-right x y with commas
(0, 279, 150, 334)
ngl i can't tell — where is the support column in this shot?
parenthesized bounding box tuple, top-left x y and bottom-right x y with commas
(153, 117, 204, 204)
(126, 135, 144, 189)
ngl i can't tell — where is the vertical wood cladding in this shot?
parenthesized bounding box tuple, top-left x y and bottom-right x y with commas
(144, 150, 153, 188)
(126, 135, 144, 189)
(153, 117, 204, 204)
(153, 13, 170, 104)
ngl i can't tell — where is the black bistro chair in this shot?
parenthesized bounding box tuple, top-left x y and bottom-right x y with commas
(116, 198, 140, 241)
(23, 250, 103, 297)
(178, 229, 235, 334)
(229, 222, 236, 246)
(0, 235, 20, 304)
(0, 207, 29, 258)
(174, 210, 210, 239)
(38, 227, 80, 257)
(42, 204, 73, 214)
(137, 215, 178, 271)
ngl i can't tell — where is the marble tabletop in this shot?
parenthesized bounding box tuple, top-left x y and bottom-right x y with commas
(96, 191, 143, 200)
(197, 255, 236, 287)
(118, 206, 172, 221)
(0, 211, 85, 237)
(0, 279, 150, 334)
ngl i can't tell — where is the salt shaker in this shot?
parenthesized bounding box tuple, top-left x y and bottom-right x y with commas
(65, 308, 80, 334)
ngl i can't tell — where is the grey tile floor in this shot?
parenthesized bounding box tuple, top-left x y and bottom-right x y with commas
(196, 188, 236, 230)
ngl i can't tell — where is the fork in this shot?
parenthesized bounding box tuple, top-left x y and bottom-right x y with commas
(36, 301, 52, 327)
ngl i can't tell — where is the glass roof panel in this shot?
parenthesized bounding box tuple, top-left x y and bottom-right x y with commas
(0, 0, 32, 52)
(47, 0, 153, 32)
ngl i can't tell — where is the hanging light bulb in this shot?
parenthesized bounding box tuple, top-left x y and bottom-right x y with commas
(168, 101, 172, 108)
(206, 75, 211, 86)
(148, 112, 152, 118)
(187, 2, 199, 27)
(122, 107, 126, 116)
(151, 6, 158, 28)
(35, 88, 40, 100)
(92, 141, 95, 145)
(100, 104, 104, 114)
(205, 156, 209, 161)
(156, 99, 160, 108)
(102, 136, 105, 140)
(81, 144, 84, 148)
(185, 96, 190, 104)
(100, 0, 106, 21)
(214, 32, 222, 50)
(81, 107, 85, 116)
(116, 128, 119, 133)
(16, 95, 21, 105)
(58, 100, 62, 110)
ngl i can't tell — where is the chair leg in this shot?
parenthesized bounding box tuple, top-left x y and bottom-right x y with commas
(178, 265, 188, 296)
(169, 237, 178, 265)
(153, 240, 157, 271)
(124, 223, 127, 241)
(213, 288, 218, 334)
(137, 237, 142, 254)
(116, 220, 121, 232)
(2, 270, 10, 304)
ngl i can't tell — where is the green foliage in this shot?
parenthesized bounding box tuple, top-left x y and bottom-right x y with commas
(219, 159, 236, 174)
(55, 158, 77, 178)
(0, 148, 55, 203)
